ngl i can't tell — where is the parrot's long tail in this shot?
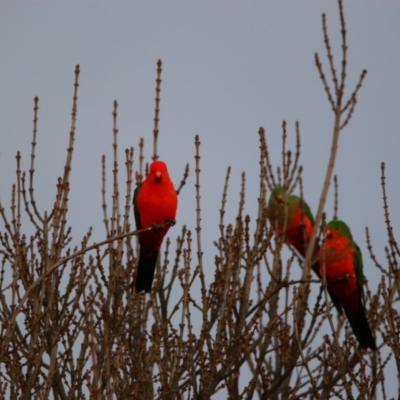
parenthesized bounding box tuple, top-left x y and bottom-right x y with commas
(135, 252, 158, 293)
(345, 305, 377, 350)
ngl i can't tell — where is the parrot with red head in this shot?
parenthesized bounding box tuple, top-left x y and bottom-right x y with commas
(134, 160, 177, 293)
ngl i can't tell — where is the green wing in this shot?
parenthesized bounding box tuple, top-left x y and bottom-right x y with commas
(354, 243, 365, 301)
(300, 198, 315, 225)
(133, 184, 142, 230)
(288, 195, 315, 225)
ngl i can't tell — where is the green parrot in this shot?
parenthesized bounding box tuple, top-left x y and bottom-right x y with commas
(319, 220, 376, 350)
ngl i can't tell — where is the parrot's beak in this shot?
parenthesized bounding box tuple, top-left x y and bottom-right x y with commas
(155, 170, 162, 182)
(326, 228, 333, 239)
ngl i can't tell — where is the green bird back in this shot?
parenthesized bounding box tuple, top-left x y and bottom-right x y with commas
(354, 244, 365, 299)
(296, 194, 315, 225)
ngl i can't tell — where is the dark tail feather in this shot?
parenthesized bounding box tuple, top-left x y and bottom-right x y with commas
(345, 305, 377, 350)
(135, 252, 158, 293)
(311, 260, 343, 315)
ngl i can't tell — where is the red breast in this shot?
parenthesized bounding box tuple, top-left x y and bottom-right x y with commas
(137, 162, 177, 225)
(319, 229, 360, 312)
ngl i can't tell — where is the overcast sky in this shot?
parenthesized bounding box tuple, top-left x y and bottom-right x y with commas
(1, 1, 399, 397)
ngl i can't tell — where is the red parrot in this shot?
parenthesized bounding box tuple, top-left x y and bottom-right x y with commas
(319, 219, 376, 350)
(267, 186, 342, 314)
(133, 160, 177, 293)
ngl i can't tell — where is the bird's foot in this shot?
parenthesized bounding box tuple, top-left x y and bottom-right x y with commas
(328, 273, 353, 283)
(150, 220, 175, 230)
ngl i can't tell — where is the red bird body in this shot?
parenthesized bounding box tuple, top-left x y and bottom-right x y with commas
(320, 235, 359, 311)
(319, 220, 376, 350)
(134, 160, 177, 293)
(281, 205, 314, 255)
(268, 187, 315, 256)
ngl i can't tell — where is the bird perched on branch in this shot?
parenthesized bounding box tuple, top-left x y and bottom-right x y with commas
(319, 219, 376, 350)
(133, 160, 177, 293)
(267, 186, 342, 314)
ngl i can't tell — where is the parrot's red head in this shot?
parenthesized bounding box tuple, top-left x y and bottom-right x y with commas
(149, 160, 169, 183)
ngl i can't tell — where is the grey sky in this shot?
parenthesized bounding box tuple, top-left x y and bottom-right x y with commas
(1, 1, 399, 396)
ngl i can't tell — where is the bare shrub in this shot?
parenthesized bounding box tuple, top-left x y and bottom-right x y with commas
(0, 1, 398, 399)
